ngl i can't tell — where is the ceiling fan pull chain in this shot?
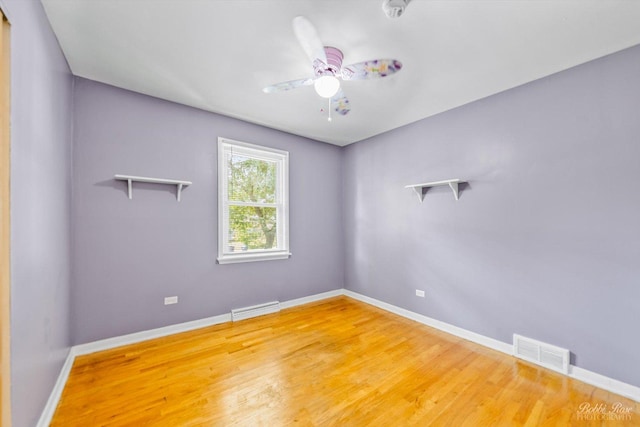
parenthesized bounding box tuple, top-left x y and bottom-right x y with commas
(328, 98, 332, 122)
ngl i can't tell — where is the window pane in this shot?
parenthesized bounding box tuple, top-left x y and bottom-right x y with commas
(228, 205, 278, 251)
(227, 153, 276, 203)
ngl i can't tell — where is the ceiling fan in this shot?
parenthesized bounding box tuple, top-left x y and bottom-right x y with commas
(263, 16, 403, 118)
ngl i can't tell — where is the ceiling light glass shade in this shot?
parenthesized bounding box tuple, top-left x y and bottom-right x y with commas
(382, 0, 411, 18)
(314, 75, 340, 98)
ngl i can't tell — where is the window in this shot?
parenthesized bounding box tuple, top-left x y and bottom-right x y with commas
(217, 137, 290, 264)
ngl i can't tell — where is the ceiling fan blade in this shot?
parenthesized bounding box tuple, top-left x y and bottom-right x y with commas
(331, 89, 350, 115)
(341, 59, 403, 80)
(263, 78, 314, 94)
(292, 16, 327, 65)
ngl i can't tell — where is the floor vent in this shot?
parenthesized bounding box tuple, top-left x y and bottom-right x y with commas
(231, 301, 281, 322)
(513, 334, 570, 374)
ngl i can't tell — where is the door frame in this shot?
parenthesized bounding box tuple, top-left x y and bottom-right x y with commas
(0, 4, 10, 426)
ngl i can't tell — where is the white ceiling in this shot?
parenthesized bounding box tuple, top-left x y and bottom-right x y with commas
(41, 0, 640, 146)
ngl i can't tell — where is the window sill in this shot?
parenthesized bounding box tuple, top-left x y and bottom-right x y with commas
(217, 251, 291, 265)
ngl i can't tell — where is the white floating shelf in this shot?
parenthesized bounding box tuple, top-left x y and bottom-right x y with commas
(405, 179, 461, 202)
(114, 175, 192, 202)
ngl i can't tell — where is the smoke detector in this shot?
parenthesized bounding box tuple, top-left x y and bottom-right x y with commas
(382, 0, 411, 18)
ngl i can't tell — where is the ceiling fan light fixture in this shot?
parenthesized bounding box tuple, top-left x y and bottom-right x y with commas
(314, 75, 340, 98)
(382, 0, 411, 18)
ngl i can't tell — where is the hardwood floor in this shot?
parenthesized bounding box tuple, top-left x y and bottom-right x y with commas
(52, 297, 638, 426)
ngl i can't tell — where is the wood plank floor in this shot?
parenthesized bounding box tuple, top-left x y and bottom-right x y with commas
(52, 297, 638, 426)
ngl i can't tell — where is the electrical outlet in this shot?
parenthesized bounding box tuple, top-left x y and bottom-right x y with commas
(164, 296, 178, 305)
(415, 289, 425, 298)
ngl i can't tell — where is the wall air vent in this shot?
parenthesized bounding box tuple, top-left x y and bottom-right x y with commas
(513, 334, 570, 374)
(231, 301, 281, 322)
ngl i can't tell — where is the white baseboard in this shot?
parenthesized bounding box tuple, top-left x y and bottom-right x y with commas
(38, 287, 639, 426)
(73, 312, 232, 356)
(343, 289, 640, 403)
(36, 348, 76, 427)
(569, 365, 640, 402)
(280, 288, 343, 310)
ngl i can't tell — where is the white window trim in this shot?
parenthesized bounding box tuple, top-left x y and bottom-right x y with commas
(217, 137, 290, 264)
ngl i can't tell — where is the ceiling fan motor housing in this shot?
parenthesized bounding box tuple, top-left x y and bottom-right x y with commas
(314, 46, 344, 77)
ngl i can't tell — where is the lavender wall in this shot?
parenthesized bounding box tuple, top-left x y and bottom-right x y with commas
(71, 78, 343, 344)
(343, 45, 640, 387)
(6, 0, 74, 425)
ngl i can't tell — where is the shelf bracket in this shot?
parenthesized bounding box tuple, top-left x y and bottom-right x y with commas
(177, 183, 184, 202)
(411, 186, 425, 202)
(448, 181, 459, 201)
